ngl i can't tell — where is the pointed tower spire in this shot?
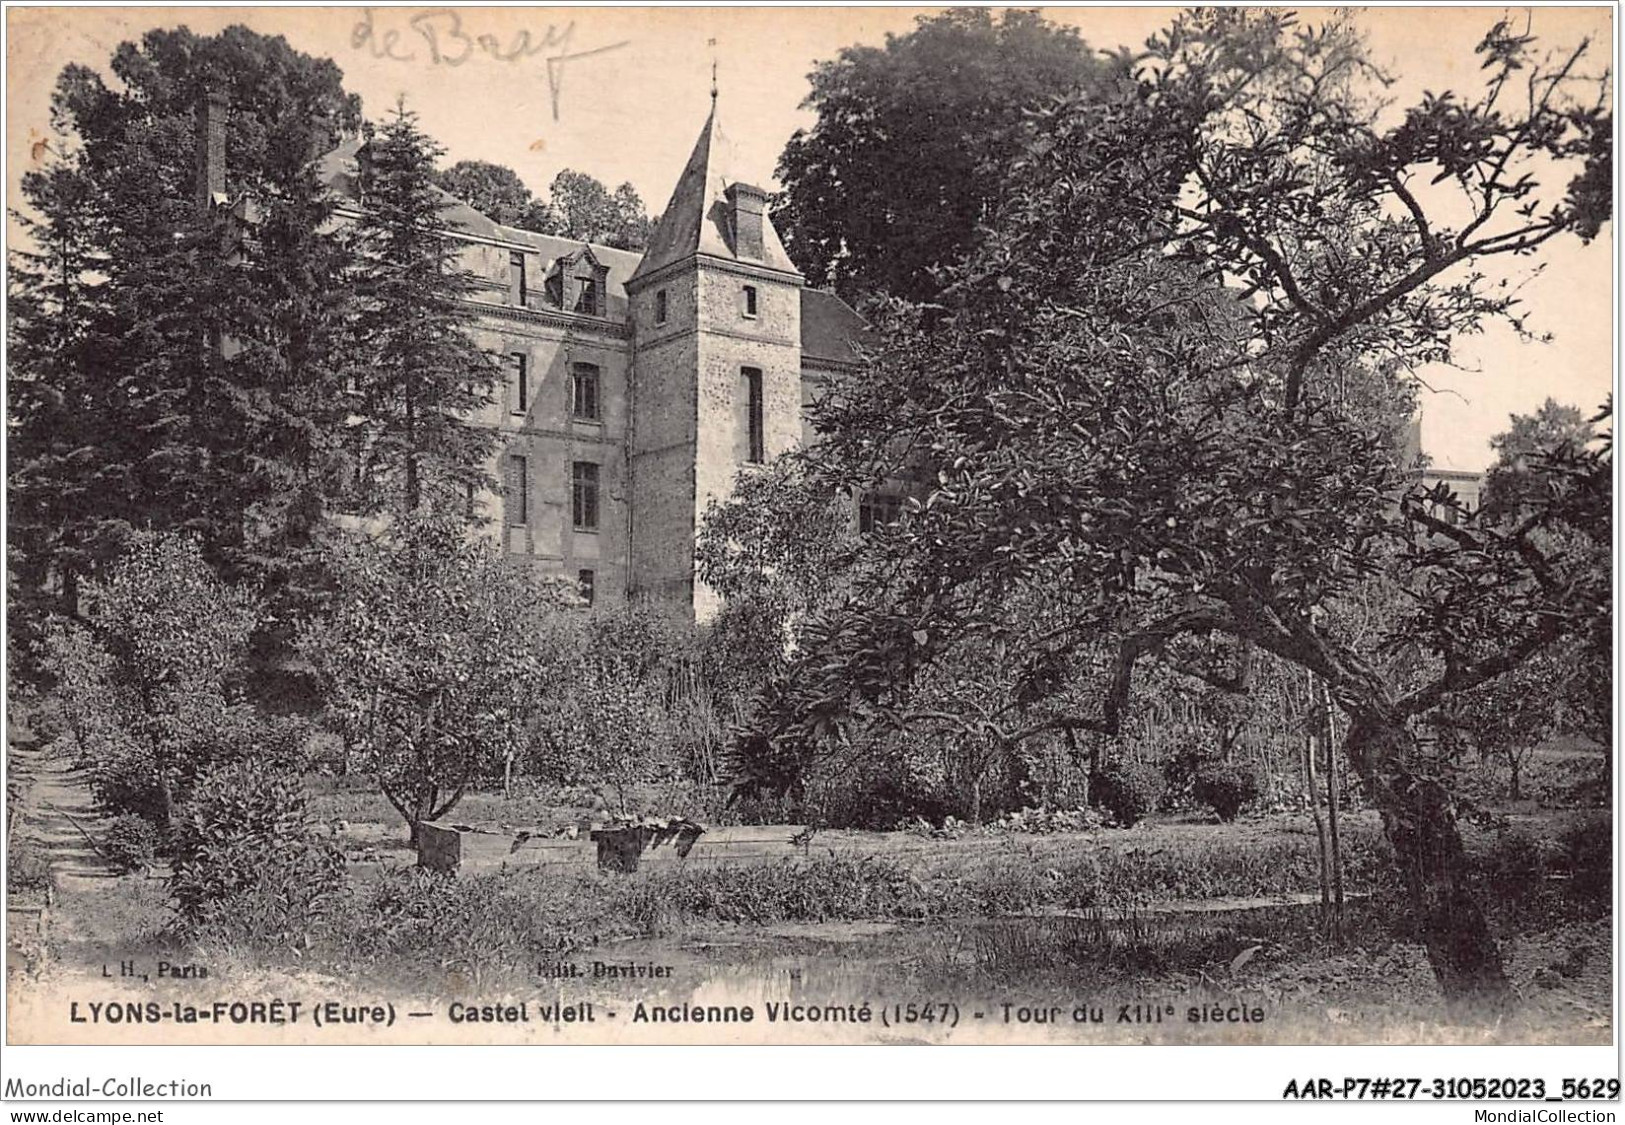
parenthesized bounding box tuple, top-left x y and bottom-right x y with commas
(628, 101, 799, 284)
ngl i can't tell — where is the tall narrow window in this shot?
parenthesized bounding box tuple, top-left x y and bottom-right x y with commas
(572, 363, 600, 422)
(743, 367, 765, 464)
(578, 569, 596, 607)
(742, 285, 758, 318)
(509, 251, 526, 306)
(655, 289, 668, 325)
(572, 461, 599, 531)
(505, 454, 528, 526)
(508, 353, 528, 415)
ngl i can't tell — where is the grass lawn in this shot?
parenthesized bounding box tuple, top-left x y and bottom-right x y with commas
(9, 743, 1610, 1044)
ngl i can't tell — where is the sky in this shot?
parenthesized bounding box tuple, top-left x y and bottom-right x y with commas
(5, 4, 1615, 471)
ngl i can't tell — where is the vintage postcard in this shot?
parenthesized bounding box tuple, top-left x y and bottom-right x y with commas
(3, 2, 1615, 1087)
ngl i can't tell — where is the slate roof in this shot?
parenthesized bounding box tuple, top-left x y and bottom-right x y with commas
(629, 103, 797, 284)
(800, 289, 869, 367)
(315, 124, 863, 363)
(316, 136, 642, 321)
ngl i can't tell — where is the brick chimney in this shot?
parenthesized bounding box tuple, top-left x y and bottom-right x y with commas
(727, 182, 768, 261)
(196, 89, 228, 212)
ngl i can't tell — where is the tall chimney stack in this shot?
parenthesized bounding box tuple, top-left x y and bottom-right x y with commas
(727, 182, 768, 261)
(196, 89, 228, 212)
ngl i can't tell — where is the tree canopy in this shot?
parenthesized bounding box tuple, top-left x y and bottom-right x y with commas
(1481, 398, 1600, 520)
(434, 159, 547, 228)
(299, 514, 581, 842)
(541, 169, 653, 250)
(349, 102, 500, 517)
(8, 25, 364, 638)
(433, 160, 653, 249)
(710, 10, 1612, 1003)
(773, 7, 1110, 303)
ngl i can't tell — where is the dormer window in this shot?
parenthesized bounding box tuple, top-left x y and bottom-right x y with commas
(742, 285, 758, 319)
(575, 275, 599, 316)
(549, 247, 609, 317)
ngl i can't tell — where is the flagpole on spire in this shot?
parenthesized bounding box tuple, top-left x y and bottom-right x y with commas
(708, 38, 718, 103)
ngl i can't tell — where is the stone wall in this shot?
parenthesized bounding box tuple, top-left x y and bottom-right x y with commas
(464, 312, 631, 602)
(690, 264, 803, 619)
(627, 273, 701, 606)
(438, 217, 835, 619)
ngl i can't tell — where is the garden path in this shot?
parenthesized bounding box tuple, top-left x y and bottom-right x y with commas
(8, 730, 121, 894)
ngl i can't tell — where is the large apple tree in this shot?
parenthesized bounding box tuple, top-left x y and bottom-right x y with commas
(718, 10, 1610, 1005)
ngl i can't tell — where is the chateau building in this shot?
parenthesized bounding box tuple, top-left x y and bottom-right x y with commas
(1401, 418, 1487, 524)
(1418, 467, 1485, 523)
(318, 102, 867, 619)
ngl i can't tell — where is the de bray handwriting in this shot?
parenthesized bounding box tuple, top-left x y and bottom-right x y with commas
(351, 8, 631, 121)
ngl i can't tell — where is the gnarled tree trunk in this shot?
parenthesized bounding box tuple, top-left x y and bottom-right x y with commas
(1342, 707, 1508, 1009)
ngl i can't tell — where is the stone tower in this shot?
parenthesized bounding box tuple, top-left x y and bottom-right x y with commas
(625, 102, 804, 619)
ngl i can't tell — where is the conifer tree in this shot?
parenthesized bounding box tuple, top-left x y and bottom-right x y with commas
(8, 28, 363, 645)
(348, 100, 498, 516)
(7, 108, 116, 650)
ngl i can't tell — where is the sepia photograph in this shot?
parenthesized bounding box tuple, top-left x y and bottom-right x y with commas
(1, 0, 1616, 1084)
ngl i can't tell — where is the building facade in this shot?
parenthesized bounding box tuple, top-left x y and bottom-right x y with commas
(1418, 467, 1485, 523)
(1400, 417, 1487, 524)
(319, 103, 866, 619)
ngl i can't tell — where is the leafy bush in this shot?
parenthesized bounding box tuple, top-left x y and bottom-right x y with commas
(79, 698, 306, 829)
(1160, 742, 1205, 808)
(827, 774, 952, 831)
(333, 868, 580, 967)
(91, 534, 261, 826)
(990, 806, 1108, 834)
(1478, 827, 1548, 905)
(1091, 759, 1163, 826)
(102, 815, 160, 873)
(330, 866, 700, 975)
(169, 758, 344, 949)
(1559, 817, 1611, 907)
(42, 623, 154, 818)
(1192, 761, 1264, 821)
(787, 741, 953, 830)
(42, 539, 270, 829)
(85, 739, 167, 823)
(659, 854, 915, 923)
(1529, 751, 1610, 809)
(7, 837, 51, 893)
